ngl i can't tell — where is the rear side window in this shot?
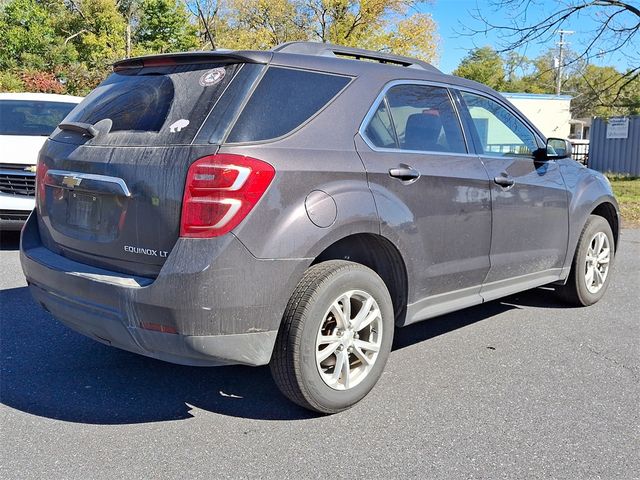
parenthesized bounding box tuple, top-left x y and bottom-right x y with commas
(54, 63, 243, 146)
(227, 67, 351, 143)
(0, 100, 77, 136)
(365, 102, 397, 149)
(364, 84, 467, 153)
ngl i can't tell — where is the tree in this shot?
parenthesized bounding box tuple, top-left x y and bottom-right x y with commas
(0, 0, 442, 95)
(206, 0, 439, 63)
(452, 46, 505, 89)
(568, 64, 640, 117)
(65, 0, 128, 67)
(135, 0, 199, 53)
(218, 0, 308, 50)
(116, 0, 141, 57)
(0, 0, 126, 93)
(0, 0, 72, 70)
(466, 0, 640, 109)
(298, 0, 438, 62)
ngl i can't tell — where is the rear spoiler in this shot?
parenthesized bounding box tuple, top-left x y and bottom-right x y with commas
(113, 51, 273, 71)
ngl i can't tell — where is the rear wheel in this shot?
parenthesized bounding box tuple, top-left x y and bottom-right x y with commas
(558, 215, 614, 306)
(270, 260, 394, 414)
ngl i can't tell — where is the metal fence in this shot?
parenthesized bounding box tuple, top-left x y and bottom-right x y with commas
(570, 140, 589, 165)
(588, 116, 640, 176)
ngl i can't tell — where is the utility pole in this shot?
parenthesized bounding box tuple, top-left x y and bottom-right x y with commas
(555, 30, 574, 95)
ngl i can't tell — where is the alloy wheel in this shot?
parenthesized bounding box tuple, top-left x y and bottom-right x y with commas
(584, 231, 611, 294)
(315, 290, 383, 390)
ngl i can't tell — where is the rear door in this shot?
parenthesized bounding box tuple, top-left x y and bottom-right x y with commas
(37, 60, 264, 276)
(356, 82, 492, 322)
(456, 90, 569, 298)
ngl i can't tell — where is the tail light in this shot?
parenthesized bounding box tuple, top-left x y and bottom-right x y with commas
(180, 154, 275, 238)
(36, 160, 49, 211)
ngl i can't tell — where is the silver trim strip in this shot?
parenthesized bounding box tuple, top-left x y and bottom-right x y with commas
(46, 169, 132, 197)
(0, 169, 36, 177)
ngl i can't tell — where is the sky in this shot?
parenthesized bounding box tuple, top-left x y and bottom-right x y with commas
(424, 0, 639, 73)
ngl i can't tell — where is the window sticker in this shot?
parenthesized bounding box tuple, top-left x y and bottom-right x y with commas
(169, 119, 189, 133)
(199, 67, 226, 87)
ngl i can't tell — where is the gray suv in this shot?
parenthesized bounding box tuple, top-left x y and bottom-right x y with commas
(20, 42, 619, 413)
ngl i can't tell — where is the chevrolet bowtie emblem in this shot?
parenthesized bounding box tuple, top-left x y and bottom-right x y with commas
(24, 165, 37, 173)
(62, 175, 82, 188)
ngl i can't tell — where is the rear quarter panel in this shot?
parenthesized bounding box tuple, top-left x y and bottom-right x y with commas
(220, 73, 390, 260)
(221, 145, 379, 260)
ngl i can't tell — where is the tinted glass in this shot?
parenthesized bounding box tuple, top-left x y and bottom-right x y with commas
(57, 63, 241, 146)
(227, 67, 350, 143)
(365, 101, 397, 149)
(370, 84, 466, 153)
(0, 100, 78, 136)
(461, 92, 538, 156)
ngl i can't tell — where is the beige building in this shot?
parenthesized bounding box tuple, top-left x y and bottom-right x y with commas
(502, 93, 573, 139)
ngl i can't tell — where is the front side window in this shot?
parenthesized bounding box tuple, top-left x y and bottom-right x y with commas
(364, 84, 467, 153)
(461, 92, 538, 156)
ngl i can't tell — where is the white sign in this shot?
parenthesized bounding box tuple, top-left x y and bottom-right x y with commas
(606, 116, 629, 139)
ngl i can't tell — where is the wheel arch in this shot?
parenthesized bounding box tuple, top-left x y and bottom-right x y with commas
(590, 201, 620, 251)
(310, 233, 409, 326)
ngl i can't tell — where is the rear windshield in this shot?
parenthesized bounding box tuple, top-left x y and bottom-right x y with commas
(0, 100, 78, 136)
(227, 67, 351, 143)
(54, 63, 242, 146)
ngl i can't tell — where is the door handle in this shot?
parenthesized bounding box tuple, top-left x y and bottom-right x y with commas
(389, 165, 420, 182)
(494, 173, 515, 188)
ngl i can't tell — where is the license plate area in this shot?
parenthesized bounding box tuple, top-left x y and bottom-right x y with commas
(67, 192, 102, 230)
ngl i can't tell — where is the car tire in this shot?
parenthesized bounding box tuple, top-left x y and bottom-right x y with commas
(558, 215, 615, 306)
(270, 260, 394, 414)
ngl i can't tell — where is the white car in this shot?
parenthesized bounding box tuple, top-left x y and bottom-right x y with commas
(1, 92, 82, 230)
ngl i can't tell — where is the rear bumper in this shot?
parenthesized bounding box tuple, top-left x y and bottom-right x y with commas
(20, 214, 309, 366)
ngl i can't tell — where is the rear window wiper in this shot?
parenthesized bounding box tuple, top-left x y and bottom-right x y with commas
(58, 122, 99, 138)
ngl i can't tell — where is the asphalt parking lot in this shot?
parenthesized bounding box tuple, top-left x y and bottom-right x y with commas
(1, 229, 638, 479)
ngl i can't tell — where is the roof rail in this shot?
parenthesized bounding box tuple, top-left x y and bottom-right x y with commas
(272, 42, 440, 73)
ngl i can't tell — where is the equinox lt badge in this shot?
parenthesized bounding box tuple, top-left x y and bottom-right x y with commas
(124, 245, 169, 258)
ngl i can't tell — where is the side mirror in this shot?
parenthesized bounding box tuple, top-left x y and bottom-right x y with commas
(546, 138, 572, 159)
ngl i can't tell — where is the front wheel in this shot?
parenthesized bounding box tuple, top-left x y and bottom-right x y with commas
(270, 260, 394, 414)
(558, 215, 615, 306)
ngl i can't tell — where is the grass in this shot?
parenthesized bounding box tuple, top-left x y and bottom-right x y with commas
(607, 174, 640, 227)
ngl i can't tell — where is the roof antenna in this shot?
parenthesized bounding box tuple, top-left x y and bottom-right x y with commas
(194, 0, 215, 50)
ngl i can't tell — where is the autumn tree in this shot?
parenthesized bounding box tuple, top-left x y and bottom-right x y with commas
(297, 0, 437, 61)
(0, 0, 126, 93)
(205, 0, 439, 63)
(216, 0, 307, 50)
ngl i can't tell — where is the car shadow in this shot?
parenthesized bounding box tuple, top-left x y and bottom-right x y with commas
(0, 231, 20, 251)
(0, 284, 563, 425)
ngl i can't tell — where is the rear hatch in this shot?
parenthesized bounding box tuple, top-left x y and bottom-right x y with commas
(36, 57, 266, 277)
